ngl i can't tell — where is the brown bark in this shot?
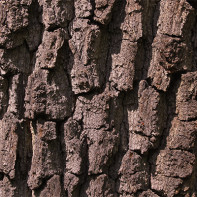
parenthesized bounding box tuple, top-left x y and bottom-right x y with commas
(0, 0, 197, 196)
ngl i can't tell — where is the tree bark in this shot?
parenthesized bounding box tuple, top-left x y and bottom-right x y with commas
(0, 0, 197, 196)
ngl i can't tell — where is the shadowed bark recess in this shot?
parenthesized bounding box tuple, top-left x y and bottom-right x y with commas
(0, 0, 197, 196)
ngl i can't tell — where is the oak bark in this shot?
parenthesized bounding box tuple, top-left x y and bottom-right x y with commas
(0, 0, 197, 196)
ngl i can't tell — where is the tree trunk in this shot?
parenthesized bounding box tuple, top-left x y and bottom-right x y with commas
(0, 0, 197, 196)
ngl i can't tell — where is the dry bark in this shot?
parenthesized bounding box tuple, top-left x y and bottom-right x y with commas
(0, 0, 197, 196)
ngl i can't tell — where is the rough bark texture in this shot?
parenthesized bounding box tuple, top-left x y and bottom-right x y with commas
(0, 0, 197, 196)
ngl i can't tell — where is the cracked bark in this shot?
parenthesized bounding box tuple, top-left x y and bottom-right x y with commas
(0, 0, 197, 196)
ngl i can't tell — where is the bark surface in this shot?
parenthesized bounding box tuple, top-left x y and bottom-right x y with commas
(0, 0, 197, 196)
